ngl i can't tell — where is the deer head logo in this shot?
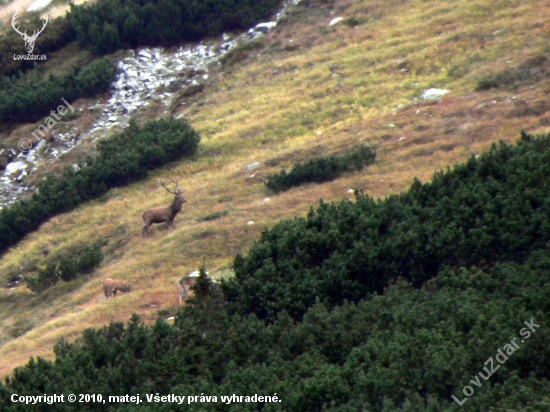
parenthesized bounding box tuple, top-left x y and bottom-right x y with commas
(12, 12, 48, 54)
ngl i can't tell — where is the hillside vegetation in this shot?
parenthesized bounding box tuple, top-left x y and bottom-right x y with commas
(264, 144, 376, 192)
(67, 0, 283, 54)
(1, 132, 549, 411)
(0, 118, 200, 254)
(0, 58, 116, 123)
(0, 13, 73, 78)
(0, 0, 549, 386)
(225, 132, 550, 322)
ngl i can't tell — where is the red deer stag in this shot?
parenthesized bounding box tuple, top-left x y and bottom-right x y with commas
(142, 180, 187, 237)
(103, 278, 131, 298)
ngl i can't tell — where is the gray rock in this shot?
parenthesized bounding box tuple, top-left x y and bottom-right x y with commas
(421, 88, 449, 100)
(187, 270, 209, 277)
(255, 22, 277, 33)
(246, 161, 263, 171)
(26, 151, 37, 163)
(329, 17, 343, 26)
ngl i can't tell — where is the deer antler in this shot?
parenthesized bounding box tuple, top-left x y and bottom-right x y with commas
(170, 179, 185, 195)
(11, 12, 27, 38)
(12, 13, 48, 40)
(160, 180, 183, 195)
(32, 14, 49, 40)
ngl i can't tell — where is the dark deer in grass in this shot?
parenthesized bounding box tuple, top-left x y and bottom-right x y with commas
(142, 180, 187, 237)
(103, 278, 132, 298)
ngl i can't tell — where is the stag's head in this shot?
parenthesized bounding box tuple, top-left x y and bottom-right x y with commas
(12, 12, 48, 54)
(160, 180, 187, 207)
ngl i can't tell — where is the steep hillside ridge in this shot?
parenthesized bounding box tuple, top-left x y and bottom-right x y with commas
(0, 0, 549, 377)
(0, 0, 300, 207)
(224, 132, 550, 322)
(1, 133, 549, 411)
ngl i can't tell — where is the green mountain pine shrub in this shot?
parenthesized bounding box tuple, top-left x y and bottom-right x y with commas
(0, 118, 200, 255)
(2, 131, 550, 410)
(226, 131, 550, 322)
(2, 248, 550, 410)
(0, 58, 116, 123)
(67, 0, 283, 55)
(24, 242, 104, 292)
(264, 145, 376, 193)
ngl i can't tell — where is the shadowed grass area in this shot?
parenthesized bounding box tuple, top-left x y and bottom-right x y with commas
(196, 210, 229, 222)
(475, 55, 550, 91)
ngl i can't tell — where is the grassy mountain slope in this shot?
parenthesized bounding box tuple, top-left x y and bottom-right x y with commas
(0, 0, 549, 378)
(1, 134, 550, 411)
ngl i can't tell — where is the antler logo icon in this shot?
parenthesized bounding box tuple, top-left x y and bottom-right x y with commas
(12, 12, 48, 54)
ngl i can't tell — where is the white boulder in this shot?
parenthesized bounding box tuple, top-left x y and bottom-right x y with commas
(421, 88, 449, 100)
(255, 22, 277, 33)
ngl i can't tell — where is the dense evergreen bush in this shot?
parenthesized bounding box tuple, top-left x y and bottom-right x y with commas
(67, 0, 283, 55)
(0, 57, 116, 123)
(24, 261, 58, 293)
(264, 145, 376, 193)
(2, 249, 550, 411)
(2, 132, 550, 410)
(24, 242, 104, 292)
(0, 118, 200, 255)
(77, 245, 104, 274)
(227, 131, 550, 321)
(58, 256, 78, 282)
(190, 264, 216, 302)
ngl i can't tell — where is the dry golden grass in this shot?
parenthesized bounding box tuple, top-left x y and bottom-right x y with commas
(1, 0, 550, 377)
